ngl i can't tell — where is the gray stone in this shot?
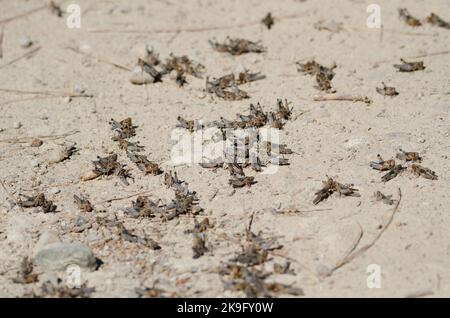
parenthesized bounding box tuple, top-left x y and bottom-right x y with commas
(33, 242, 97, 271)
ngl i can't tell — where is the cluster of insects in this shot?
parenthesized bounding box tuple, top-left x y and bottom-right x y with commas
(296, 60, 337, 92)
(399, 8, 450, 30)
(370, 150, 438, 182)
(130, 49, 205, 86)
(219, 214, 303, 297)
(176, 99, 294, 189)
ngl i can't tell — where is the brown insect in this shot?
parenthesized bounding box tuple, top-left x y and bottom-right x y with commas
(426, 13, 450, 30)
(374, 191, 395, 205)
(376, 82, 399, 96)
(110, 117, 137, 140)
(124, 195, 163, 218)
(394, 59, 425, 72)
(410, 164, 438, 180)
(48, 0, 63, 17)
(370, 154, 396, 171)
(92, 154, 133, 185)
(116, 222, 161, 250)
(229, 176, 256, 188)
(127, 152, 162, 175)
(176, 116, 195, 132)
(209, 37, 266, 55)
(161, 54, 205, 79)
(381, 164, 405, 182)
(192, 234, 208, 259)
(137, 58, 162, 82)
(73, 194, 94, 212)
(11, 257, 39, 284)
(297, 60, 337, 92)
(18, 193, 57, 213)
(262, 12, 275, 29)
(398, 8, 422, 27)
(313, 177, 360, 204)
(396, 149, 421, 162)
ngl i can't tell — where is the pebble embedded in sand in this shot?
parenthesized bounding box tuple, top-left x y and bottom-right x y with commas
(129, 65, 155, 85)
(30, 159, 40, 168)
(30, 138, 43, 147)
(79, 43, 92, 53)
(33, 242, 97, 271)
(19, 36, 33, 48)
(50, 188, 61, 194)
(13, 122, 22, 129)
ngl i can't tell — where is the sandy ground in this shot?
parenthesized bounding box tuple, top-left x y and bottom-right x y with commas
(0, 0, 449, 298)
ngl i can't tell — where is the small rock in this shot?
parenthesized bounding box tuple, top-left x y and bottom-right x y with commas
(62, 96, 72, 104)
(33, 242, 97, 271)
(344, 138, 364, 150)
(30, 138, 43, 147)
(79, 44, 92, 53)
(50, 188, 60, 194)
(13, 122, 22, 129)
(19, 36, 33, 48)
(129, 65, 155, 85)
(30, 159, 40, 168)
(75, 215, 88, 227)
(73, 84, 86, 94)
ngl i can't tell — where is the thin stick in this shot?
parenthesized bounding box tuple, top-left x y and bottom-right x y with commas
(373, 50, 450, 65)
(0, 46, 40, 69)
(0, 179, 24, 212)
(0, 87, 93, 98)
(313, 94, 372, 104)
(95, 190, 155, 204)
(66, 46, 131, 71)
(88, 13, 305, 34)
(0, 25, 4, 58)
(0, 5, 47, 25)
(0, 129, 80, 144)
(0, 95, 59, 107)
(325, 188, 402, 276)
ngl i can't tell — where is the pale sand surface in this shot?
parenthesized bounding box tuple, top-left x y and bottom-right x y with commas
(0, 0, 449, 297)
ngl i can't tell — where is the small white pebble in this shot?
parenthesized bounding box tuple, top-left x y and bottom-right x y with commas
(19, 36, 33, 48)
(13, 122, 22, 129)
(79, 44, 92, 53)
(62, 96, 72, 104)
(50, 188, 61, 194)
(30, 159, 39, 168)
(73, 84, 85, 94)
